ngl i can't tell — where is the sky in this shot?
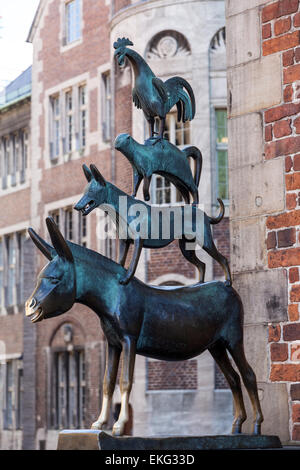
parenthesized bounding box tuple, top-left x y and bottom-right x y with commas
(0, 0, 40, 91)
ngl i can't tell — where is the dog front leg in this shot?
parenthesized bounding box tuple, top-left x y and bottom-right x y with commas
(119, 237, 143, 285)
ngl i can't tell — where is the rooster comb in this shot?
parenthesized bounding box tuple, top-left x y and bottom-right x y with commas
(113, 37, 134, 51)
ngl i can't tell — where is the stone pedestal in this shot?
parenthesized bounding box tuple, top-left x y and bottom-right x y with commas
(57, 430, 282, 450)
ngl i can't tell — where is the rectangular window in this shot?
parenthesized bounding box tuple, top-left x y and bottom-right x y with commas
(215, 109, 228, 201)
(64, 207, 73, 241)
(4, 361, 13, 429)
(50, 95, 60, 159)
(2, 137, 9, 189)
(152, 112, 189, 204)
(0, 238, 3, 312)
(6, 235, 16, 308)
(3, 360, 23, 430)
(79, 85, 87, 149)
(65, 91, 73, 153)
(20, 130, 28, 184)
(52, 350, 85, 429)
(101, 72, 111, 142)
(66, 0, 81, 45)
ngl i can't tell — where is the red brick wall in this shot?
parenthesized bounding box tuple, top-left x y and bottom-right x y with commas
(262, 0, 300, 442)
(213, 216, 230, 279)
(147, 360, 198, 390)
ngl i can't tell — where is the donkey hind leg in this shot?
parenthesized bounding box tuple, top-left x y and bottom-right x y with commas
(209, 341, 247, 434)
(113, 336, 136, 436)
(203, 238, 232, 286)
(227, 341, 264, 435)
(92, 343, 121, 430)
(179, 237, 205, 282)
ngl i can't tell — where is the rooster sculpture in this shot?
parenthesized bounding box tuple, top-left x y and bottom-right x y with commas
(113, 38, 196, 142)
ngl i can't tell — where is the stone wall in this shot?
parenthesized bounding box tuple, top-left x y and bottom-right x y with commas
(226, 0, 300, 443)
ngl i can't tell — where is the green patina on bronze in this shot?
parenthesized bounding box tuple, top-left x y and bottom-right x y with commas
(74, 164, 231, 286)
(114, 133, 202, 204)
(26, 217, 263, 436)
(113, 37, 195, 141)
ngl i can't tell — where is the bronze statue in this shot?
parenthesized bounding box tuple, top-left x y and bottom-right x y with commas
(26, 217, 263, 437)
(114, 133, 202, 204)
(113, 38, 195, 141)
(74, 164, 232, 286)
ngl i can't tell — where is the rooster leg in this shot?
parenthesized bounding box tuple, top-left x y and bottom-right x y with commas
(157, 117, 166, 140)
(148, 117, 155, 139)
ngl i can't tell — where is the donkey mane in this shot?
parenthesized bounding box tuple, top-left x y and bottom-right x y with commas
(67, 240, 205, 294)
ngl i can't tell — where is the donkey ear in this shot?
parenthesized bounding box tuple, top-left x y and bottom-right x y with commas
(46, 217, 74, 262)
(90, 164, 106, 186)
(82, 163, 92, 182)
(28, 228, 55, 261)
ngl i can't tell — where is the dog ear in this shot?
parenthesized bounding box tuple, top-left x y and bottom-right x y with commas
(82, 164, 92, 182)
(90, 164, 106, 186)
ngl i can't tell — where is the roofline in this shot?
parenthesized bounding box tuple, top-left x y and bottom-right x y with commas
(0, 93, 31, 113)
(27, 0, 45, 43)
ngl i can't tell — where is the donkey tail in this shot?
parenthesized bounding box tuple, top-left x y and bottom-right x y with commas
(208, 198, 225, 225)
(183, 146, 203, 188)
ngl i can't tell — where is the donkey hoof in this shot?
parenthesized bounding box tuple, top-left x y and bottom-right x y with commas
(91, 420, 104, 430)
(112, 422, 125, 437)
(252, 423, 261, 435)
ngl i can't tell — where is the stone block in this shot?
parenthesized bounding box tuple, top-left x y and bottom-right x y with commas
(241, 382, 290, 444)
(227, 8, 261, 67)
(233, 269, 288, 324)
(228, 113, 263, 169)
(231, 217, 267, 273)
(227, 55, 282, 118)
(229, 159, 285, 219)
(226, 0, 273, 18)
(243, 324, 269, 382)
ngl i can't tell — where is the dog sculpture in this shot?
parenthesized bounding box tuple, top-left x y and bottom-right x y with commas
(114, 133, 202, 204)
(25, 217, 263, 437)
(74, 164, 232, 286)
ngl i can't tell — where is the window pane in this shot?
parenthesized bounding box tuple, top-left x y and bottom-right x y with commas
(66, 0, 81, 44)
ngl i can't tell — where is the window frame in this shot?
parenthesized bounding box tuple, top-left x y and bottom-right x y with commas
(151, 111, 191, 206)
(214, 108, 229, 203)
(101, 72, 112, 142)
(51, 348, 85, 430)
(64, 0, 82, 46)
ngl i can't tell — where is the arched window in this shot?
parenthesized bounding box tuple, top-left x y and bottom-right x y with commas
(209, 27, 228, 203)
(49, 322, 86, 430)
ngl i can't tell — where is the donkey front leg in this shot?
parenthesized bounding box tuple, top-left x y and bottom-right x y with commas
(112, 336, 136, 436)
(91, 343, 121, 430)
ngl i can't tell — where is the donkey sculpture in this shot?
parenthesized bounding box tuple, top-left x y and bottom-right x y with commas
(74, 164, 232, 286)
(25, 217, 263, 436)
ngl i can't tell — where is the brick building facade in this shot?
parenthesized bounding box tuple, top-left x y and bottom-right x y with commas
(227, 0, 300, 444)
(0, 0, 232, 449)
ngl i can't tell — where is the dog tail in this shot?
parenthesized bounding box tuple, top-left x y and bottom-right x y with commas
(208, 198, 225, 225)
(183, 146, 202, 188)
